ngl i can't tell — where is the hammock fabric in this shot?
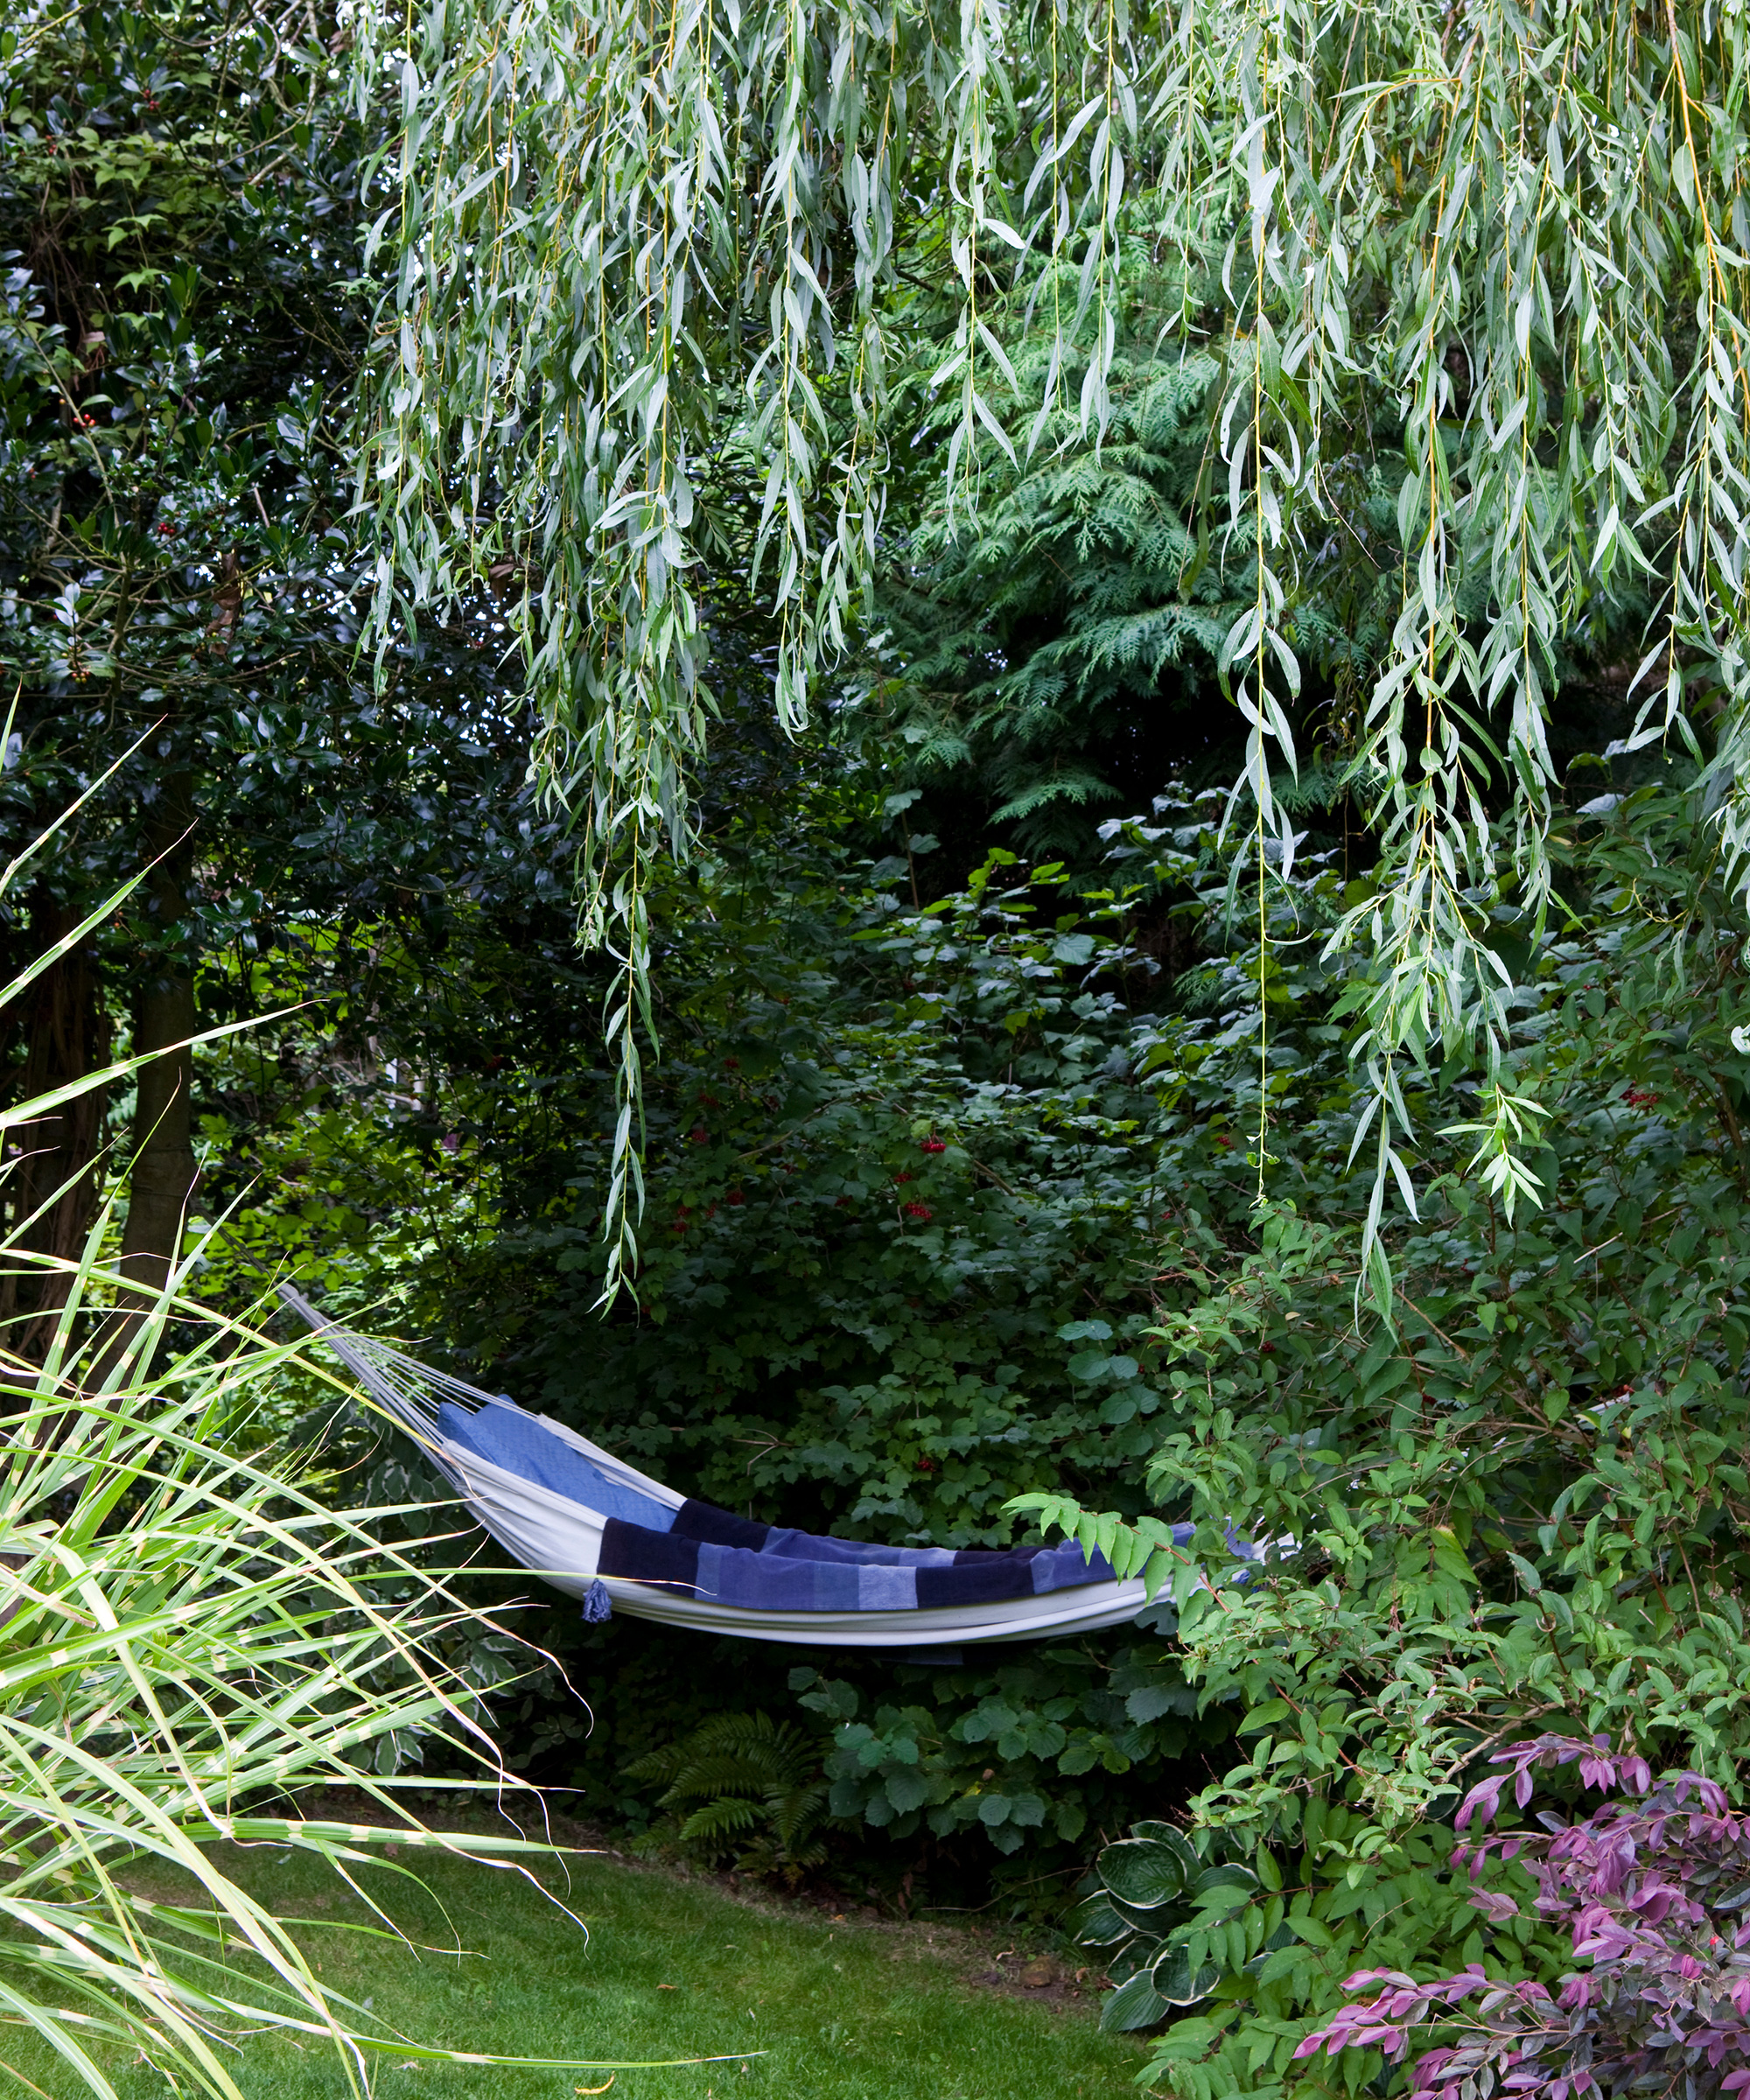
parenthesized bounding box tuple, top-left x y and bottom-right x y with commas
(282, 1286, 1188, 1649)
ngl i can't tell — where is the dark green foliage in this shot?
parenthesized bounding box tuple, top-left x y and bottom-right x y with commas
(418, 816, 1248, 1881)
(877, 342, 1251, 853)
(794, 1649, 1207, 1858)
(0, 0, 578, 1290)
(224, 789, 1242, 1888)
(472, 842, 1182, 1538)
(625, 1711, 830, 1884)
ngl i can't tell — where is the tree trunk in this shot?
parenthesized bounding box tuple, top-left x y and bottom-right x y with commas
(118, 968, 198, 1298)
(104, 780, 199, 1374)
(0, 894, 112, 1367)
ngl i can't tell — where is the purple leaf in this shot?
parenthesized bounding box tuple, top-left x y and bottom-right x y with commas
(1459, 1778, 1506, 1833)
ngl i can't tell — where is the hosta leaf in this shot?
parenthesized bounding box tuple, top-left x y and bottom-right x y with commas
(1068, 1893, 1134, 1948)
(1098, 1837, 1190, 1908)
(1099, 1970, 1172, 2033)
(1130, 1824, 1200, 1880)
(1150, 1943, 1221, 2006)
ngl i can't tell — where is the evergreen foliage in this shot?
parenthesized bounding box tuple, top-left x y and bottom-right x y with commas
(0, 0, 584, 1330)
(876, 345, 1246, 850)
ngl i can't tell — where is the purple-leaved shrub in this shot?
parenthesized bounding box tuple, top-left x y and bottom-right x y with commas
(1296, 1736, 1750, 2100)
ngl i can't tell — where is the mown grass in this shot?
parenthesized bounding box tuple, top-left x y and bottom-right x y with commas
(6, 1833, 1146, 2099)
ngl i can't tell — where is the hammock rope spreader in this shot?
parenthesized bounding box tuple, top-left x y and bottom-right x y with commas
(281, 1285, 1191, 1649)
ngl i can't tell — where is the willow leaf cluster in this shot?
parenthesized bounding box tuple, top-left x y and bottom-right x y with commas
(356, 0, 1750, 1296)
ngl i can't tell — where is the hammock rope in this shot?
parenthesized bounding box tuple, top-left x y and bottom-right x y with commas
(280, 1285, 1187, 1649)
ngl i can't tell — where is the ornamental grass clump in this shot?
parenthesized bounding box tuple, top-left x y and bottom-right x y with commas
(1298, 1735, 1750, 2100)
(0, 1247, 667, 2097)
(0, 813, 653, 2095)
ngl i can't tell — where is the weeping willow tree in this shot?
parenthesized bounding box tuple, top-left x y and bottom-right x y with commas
(354, 0, 1750, 1301)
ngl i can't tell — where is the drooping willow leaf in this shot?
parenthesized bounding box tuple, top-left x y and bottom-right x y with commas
(354, 0, 1750, 1306)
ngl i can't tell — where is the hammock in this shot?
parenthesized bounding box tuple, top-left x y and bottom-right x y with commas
(280, 1286, 1191, 1649)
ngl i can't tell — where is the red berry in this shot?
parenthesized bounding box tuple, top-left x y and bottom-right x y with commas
(902, 1201, 933, 1221)
(920, 1137, 946, 1154)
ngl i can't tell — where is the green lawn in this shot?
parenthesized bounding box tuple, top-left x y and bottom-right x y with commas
(11, 1836, 1146, 2099)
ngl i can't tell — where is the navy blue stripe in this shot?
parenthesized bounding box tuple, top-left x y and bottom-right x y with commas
(916, 1557, 1037, 1606)
(669, 1501, 772, 1550)
(598, 1518, 702, 1592)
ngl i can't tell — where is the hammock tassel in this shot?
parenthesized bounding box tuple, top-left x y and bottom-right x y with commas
(582, 1579, 613, 1624)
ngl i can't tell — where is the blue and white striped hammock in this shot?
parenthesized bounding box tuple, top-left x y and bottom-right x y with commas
(282, 1286, 1188, 1649)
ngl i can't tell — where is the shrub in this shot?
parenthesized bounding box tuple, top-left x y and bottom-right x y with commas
(1298, 1737, 1750, 2100)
